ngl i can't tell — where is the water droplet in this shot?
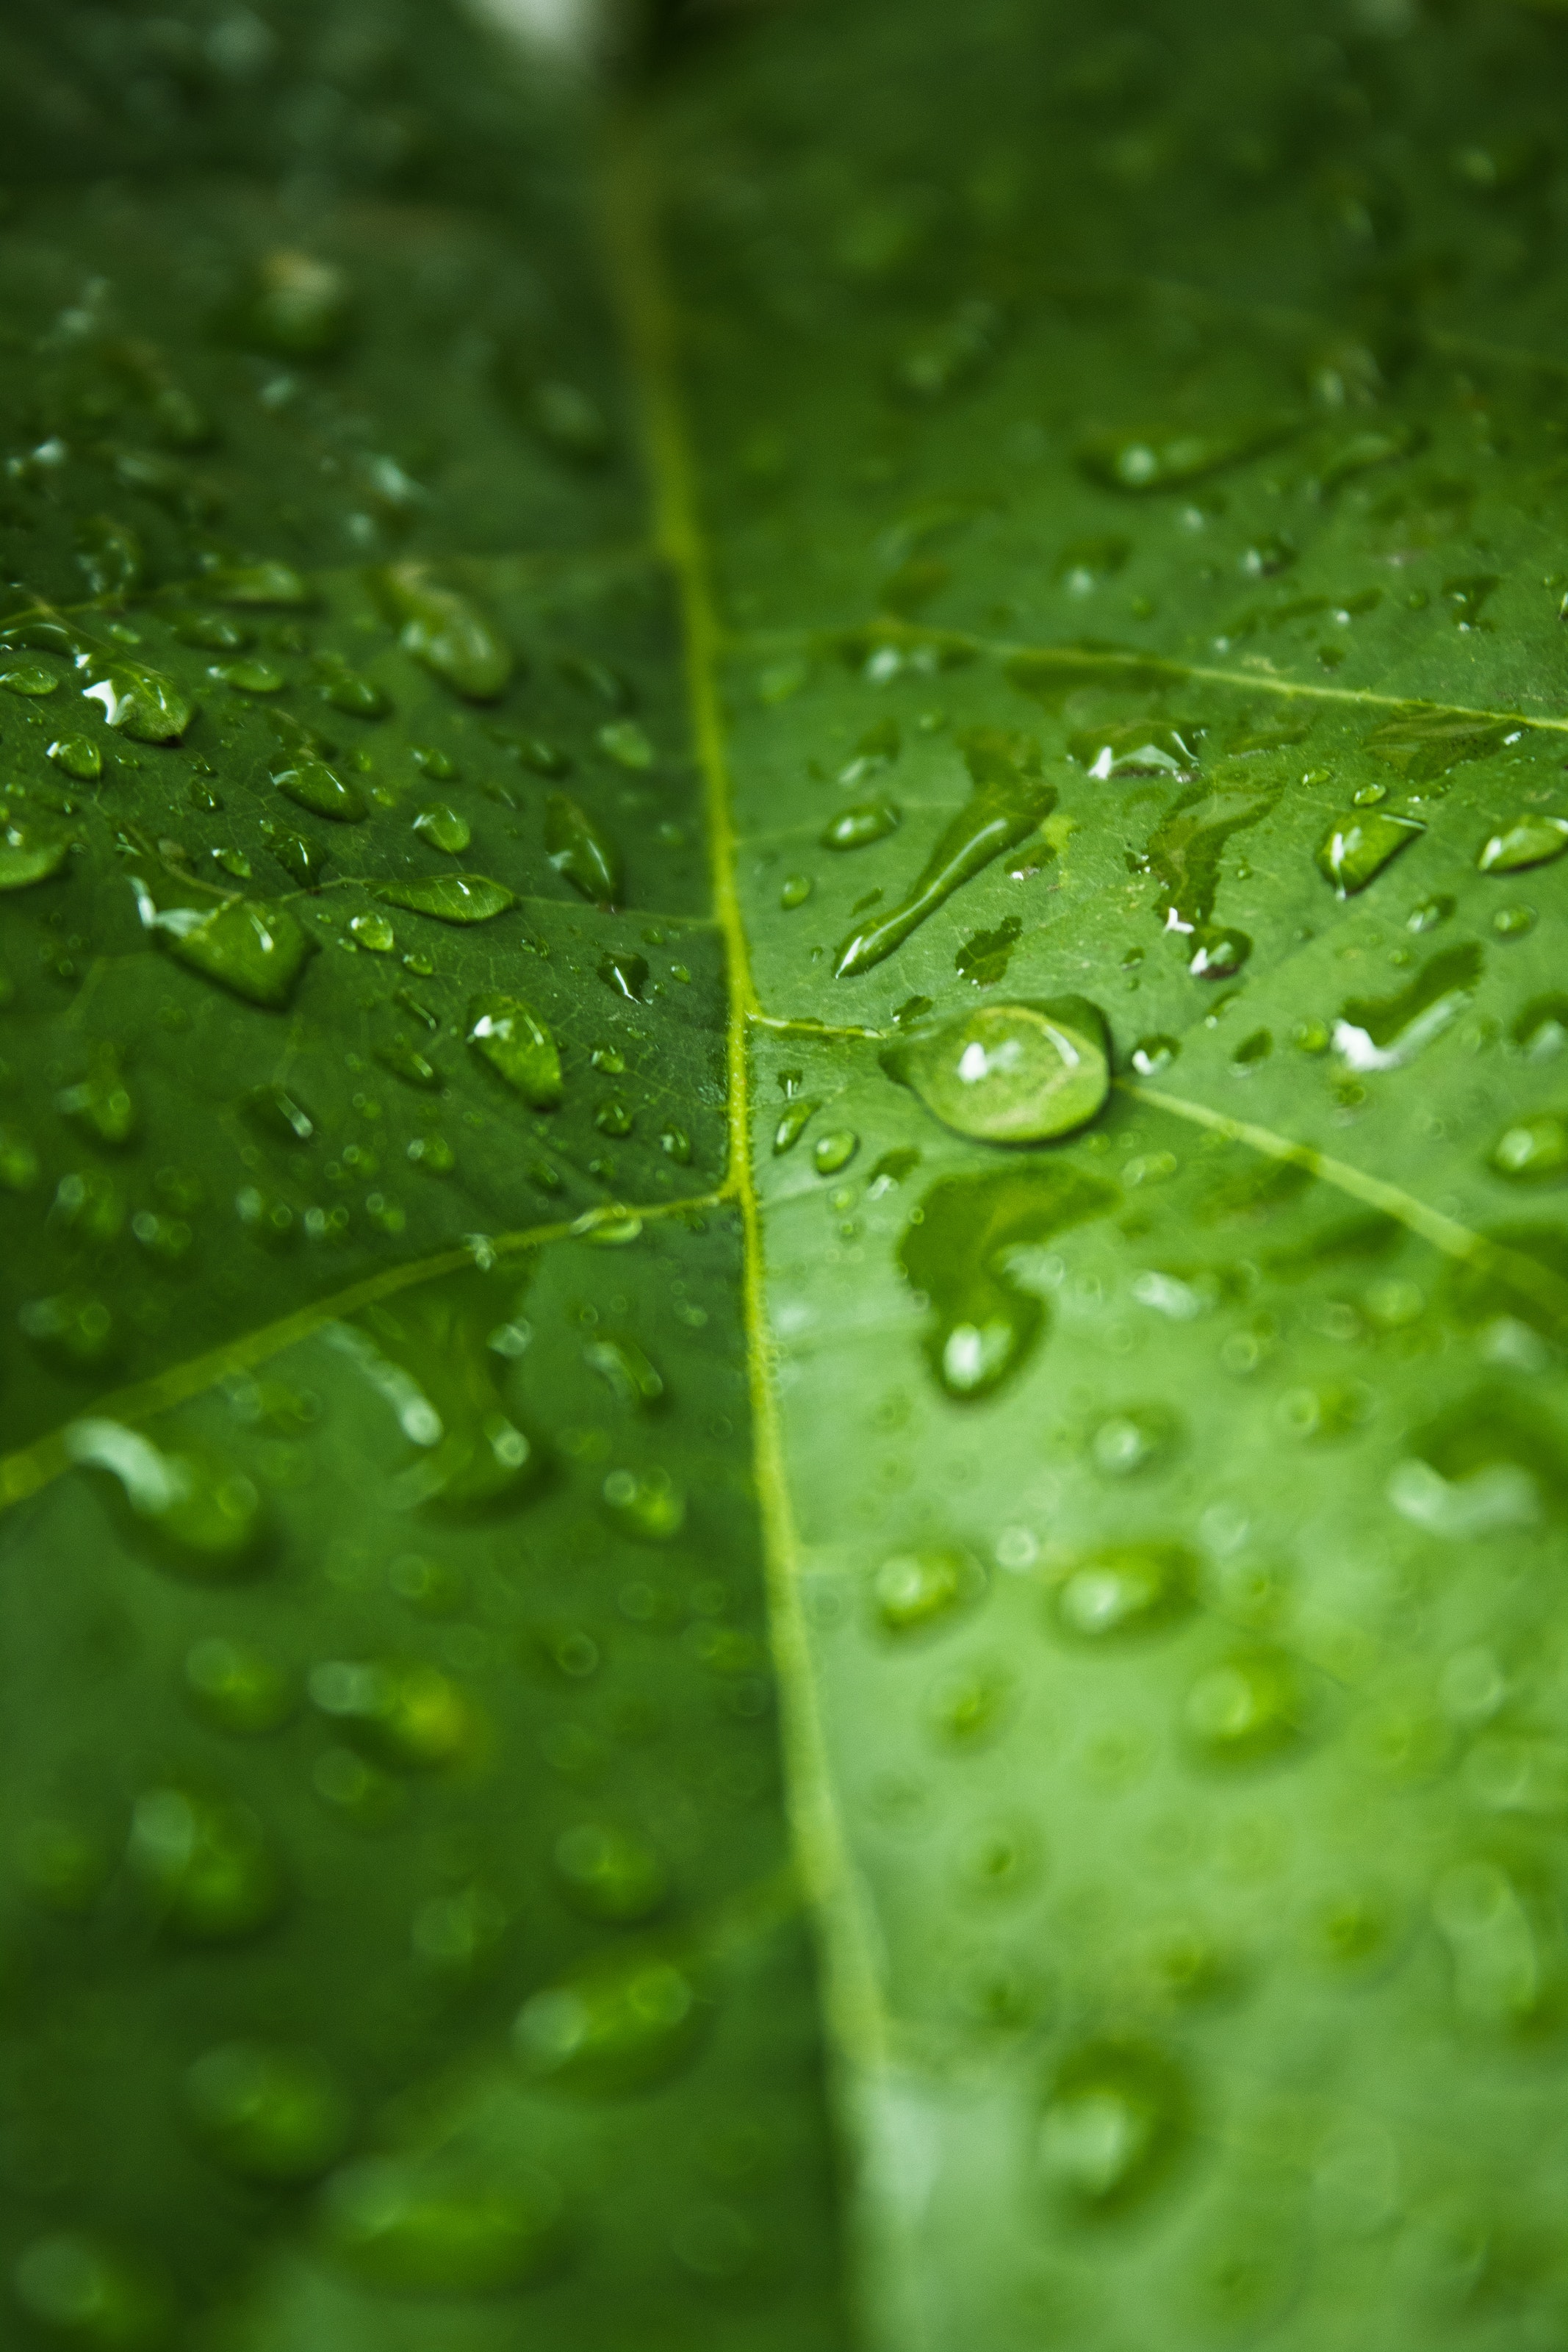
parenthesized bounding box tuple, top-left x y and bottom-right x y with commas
(1489, 1112, 1568, 1182)
(184, 1636, 294, 1734)
(128, 1788, 282, 1940)
(272, 757, 365, 824)
(1129, 1034, 1179, 1075)
(1037, 2041, 1188, 2211)
(884, 998, 1109, 1143)
(1069, 720, 1201, 780)
(1334, 943, 1481, 1069)
(1090, 1405, 1180, 1475)
(261, 822, 328, 888)
(813, 1129, 858, 1173)
(594, 1096, 634, 1137)
(0, 818, 71, 891)
(1316, 810, 1425, 896)
(350, 1292, 539, 1510)
(773, 1098, 819, 1154)
(822, 800, 901, 851)
(212, 658, 284, 695)
(780, 872, 813, 909)
(554, 1821, 668, 1921)
(236, 249, 352, 354)
(56, 1047, 135, 1146)
(1052, 1544, 1197, 1639)
(314, 654, 390, 719)
(660, 1124, 691, 1163)
(1147, 780, 1276, 948)
(585, 1335, 664, 1409)
(66, 1420, 265, 1572)
(134, 884, 314, 1007)
(373, 563, 511, 701)
(871, 1546, 985, 1636)
(598, 719, 653, 769)
(242, 1082, 314, 1143)
(319, 2152, 563, 2295)
(0, 1126, 40, 1191)
(47, 735, 101, 781)
(598, 949, 649, 1001)
(893, 298, 1004, 399)
(19, 1290, 117, 1370)
(1478, 813, 1568, 874)
(899, 1166, 1118, 1398)
(374, 874, 516, 925)
(603, 1466, 686, 1540)
(835, 729, 1052, 977)
(81, 662, 191, 742)
(412, 802, 471, 855)
(514, 1950, 704, 2092)
(1, 661, 59, 696)
(954, 915, 1023, 987)
(376, 1040, 443, 1092)
(185, 2043, 350, 2183)
(546, 793, 622, 903)
(1432, 1860, 1541, 2026)
(1184, 1649, 1304, 1763)
(198, 565, 311, 613)
(1362, 709, 1508, 783)
(348, 908, 395, 953)
(1077, 417, 1295, 492)
(309, 1656, 475, 1770)
(467, 996, 562, 1107)
(1493, 902, 1537, 938)
(13, 2234, 169, 2351)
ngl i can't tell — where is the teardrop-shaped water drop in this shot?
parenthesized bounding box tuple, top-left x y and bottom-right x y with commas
(47, 734, 102, 781)
(822, 800, 901, 852)
(273, 757, 365, 824)
(1317, 810, 1425, 896)
(373, 563, 512, 701)
(546, 793, 622, 903)
(412, 802, 471, 855)
(1052, 1544, 1197, 1640)
(134, 883, 315, 1007)
(318, 2152, 563, 2295)
(375, 874, 516, 924)
(1477, 813, 1568, 874)
(467, 995, 563, 1107)
(514, 1949, 705, 2093)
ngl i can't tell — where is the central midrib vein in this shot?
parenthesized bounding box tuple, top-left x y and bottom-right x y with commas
(600, 109, 891, 2312)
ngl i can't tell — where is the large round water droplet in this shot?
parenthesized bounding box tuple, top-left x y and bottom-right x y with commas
(886, 999, 1109, 1143)
(184, 2043, 350, 2183)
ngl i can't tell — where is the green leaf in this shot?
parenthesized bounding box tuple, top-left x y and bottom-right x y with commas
(10, 0, 1568, 2345)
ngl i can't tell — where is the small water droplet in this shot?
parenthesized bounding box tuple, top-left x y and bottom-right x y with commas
(546, 793, 622, 903)
(14, 2234, 169, 2351)
(1489, 1111, 1568, 1181)
(313, 653, 390, 719)
(598, 949, 649, 1001)
(185, 2043, 350, 2183)
(372, 563, 511, 701)
(514, 1950, 704, 2091)
(822, 800, 901, 851)
(273, 757, 365, 824)
(411, 802, 471, 855)
(56, 1046, 136, 1146)
(780, 872, 813, 909)
(46, 734, 101, 781)
(0, 818, 71, 891)
(376, 1040, 443, 1092)
(184, 1636, 294, 1733)
(1037, 2040, 1188, 2211)
(67, 1419, 265, 1572)
(597, 719, 653, 769)
(309, 1656, 475, 1770)
(1129, 1033, 1179, 1075)
(813, 1128, 858, 1173)
(319, 2151, 563, 2295)
(128, 1787, 282, 1940)
(1184, 1649, 1304, 1763)
(1, 661, 60, 697)
(1052, 1544, 1197, 1639)
(212, 657, 285, 695)
(554, 1821, 668, 1921)
(871, 1546, 985, 1636)
(585, 1335, 665, 1409)
(603, 1466, 685, 1540)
